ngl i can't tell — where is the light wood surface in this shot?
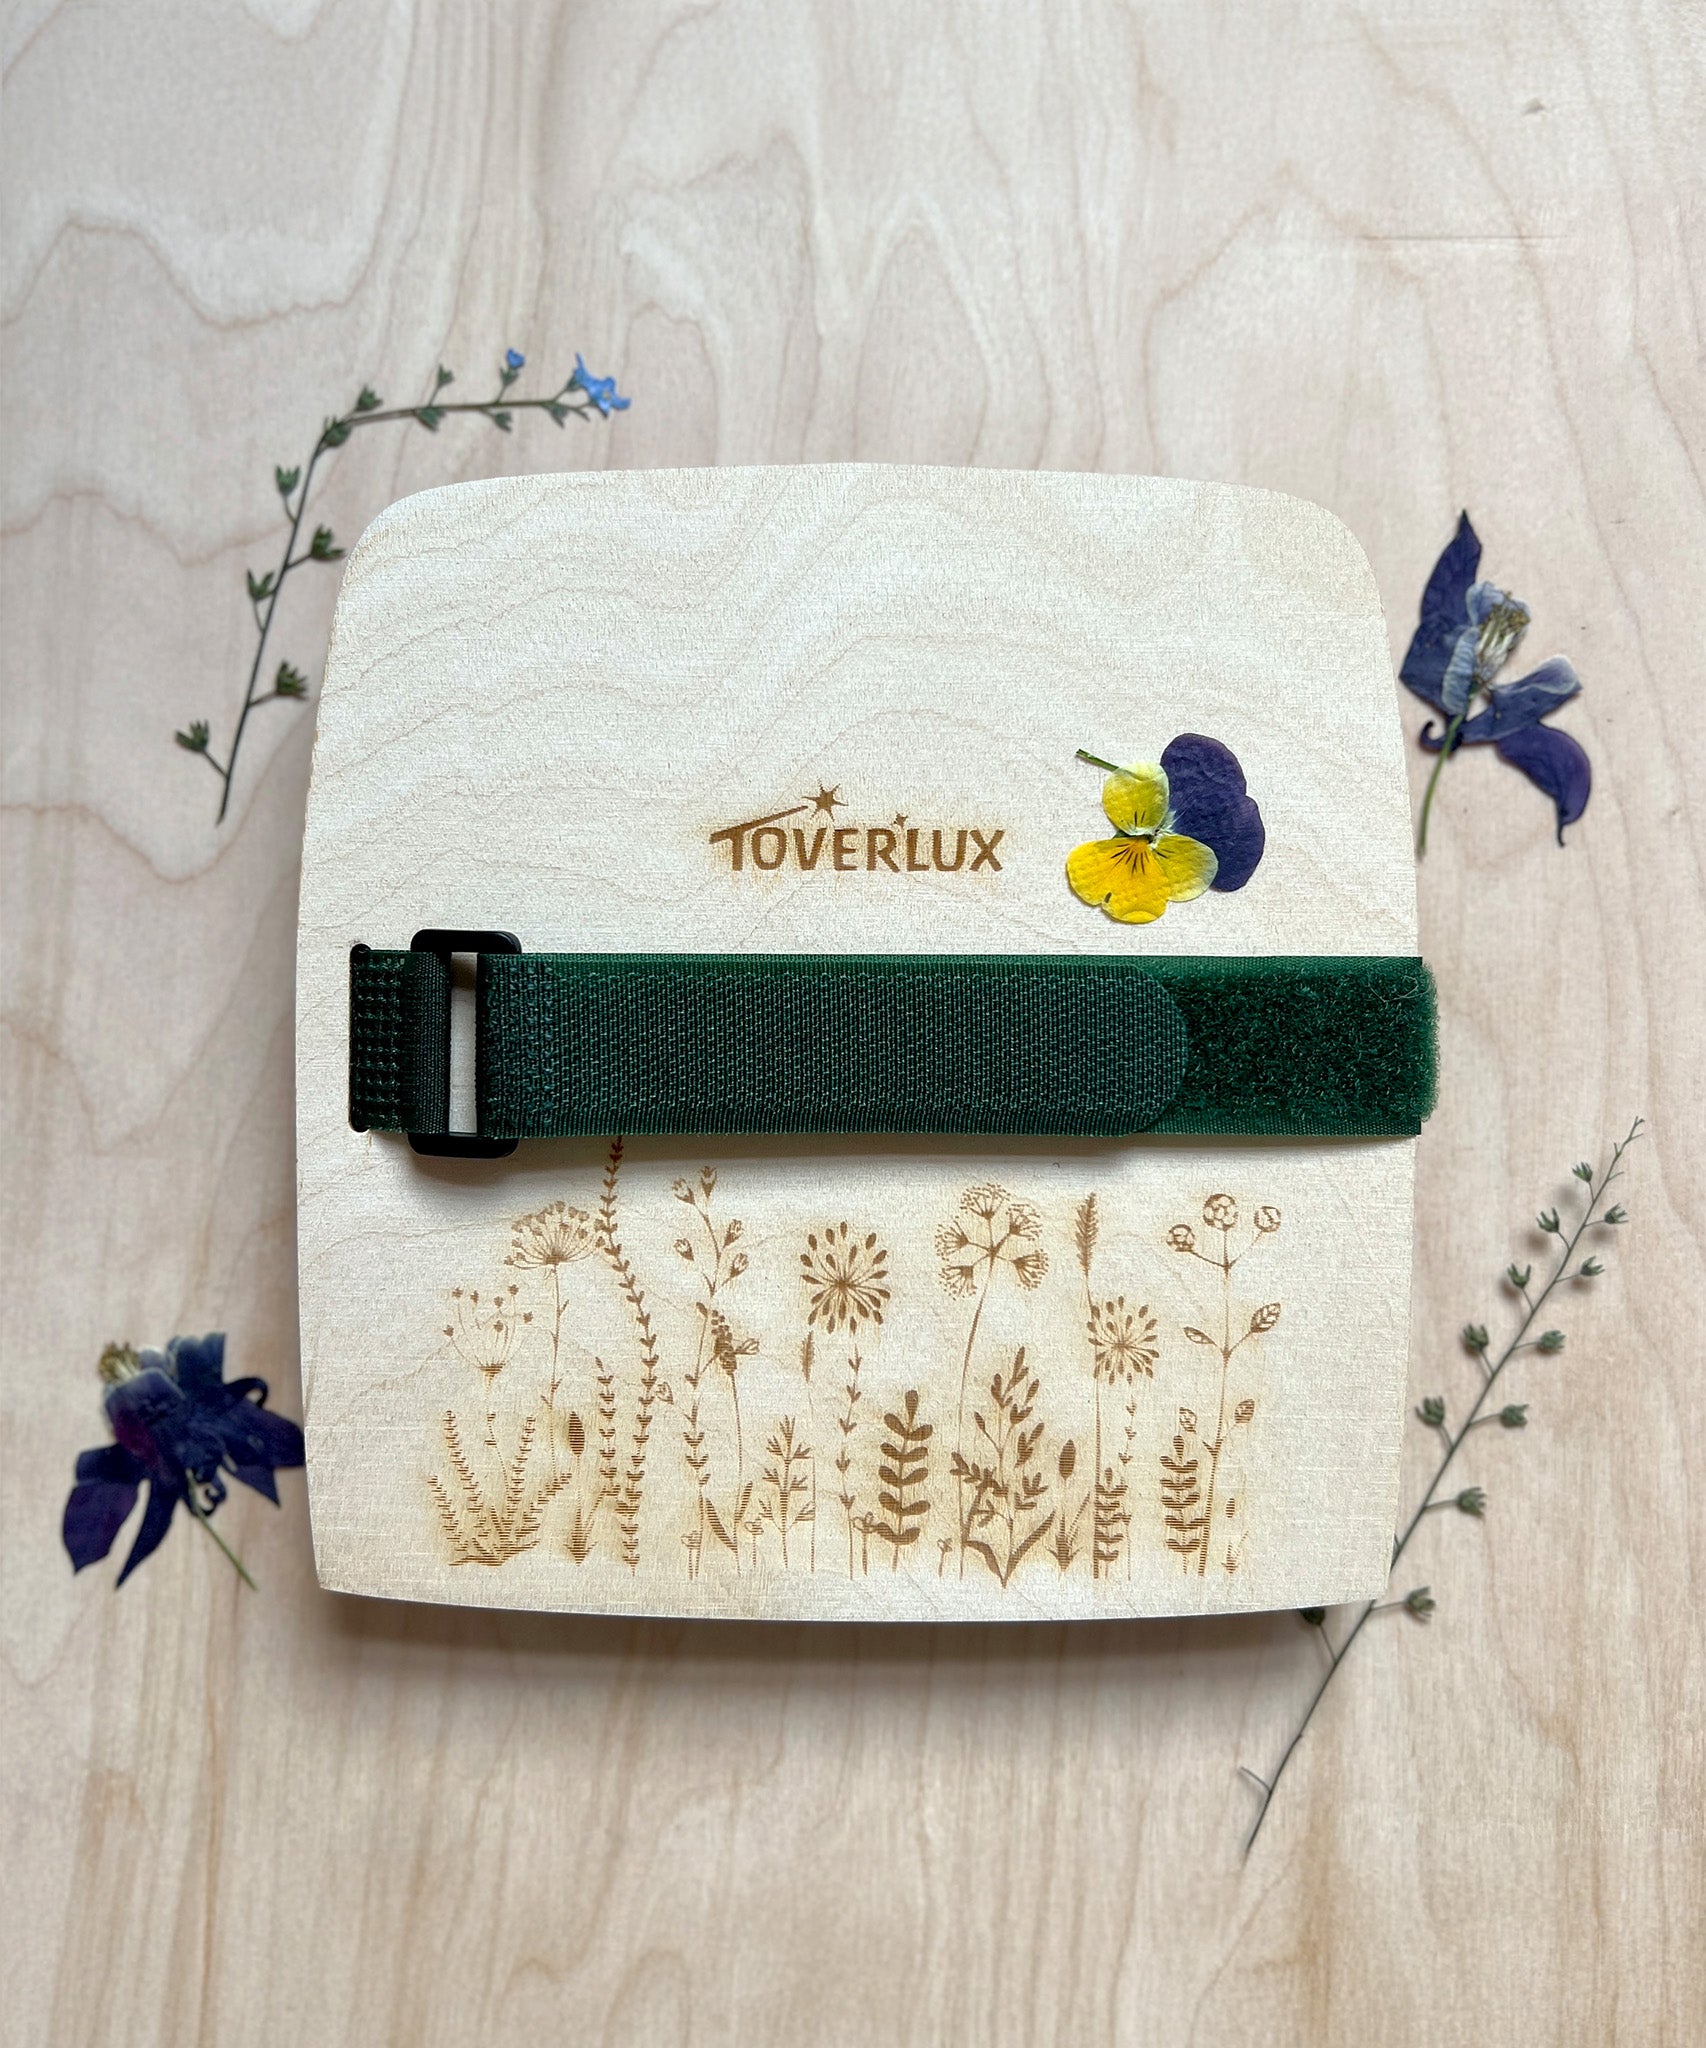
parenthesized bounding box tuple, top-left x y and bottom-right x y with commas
(3, 3, 1701, 2042)
(299, 466, 1420, 1620)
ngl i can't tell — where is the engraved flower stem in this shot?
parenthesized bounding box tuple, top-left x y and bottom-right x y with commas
(1241, 1123, 1641, 1852)
(1083, 1267, 1104, 1579)
(1195, 1222, 1236, 1577)
(955, 1263, 996, 1580)
(543, 1263, 566, 1482)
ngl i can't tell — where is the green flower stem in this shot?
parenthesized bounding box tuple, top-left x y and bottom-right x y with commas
(1075, 749, 1125, 776)
(208, 379, 600, 824)
(1414, 708, 1465, 857)
(184, 1492, 258, 1590)
(1240, 1118, 1641, 1854)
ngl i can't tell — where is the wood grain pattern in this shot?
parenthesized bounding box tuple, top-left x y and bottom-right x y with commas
(3, 2, 1701, 2041)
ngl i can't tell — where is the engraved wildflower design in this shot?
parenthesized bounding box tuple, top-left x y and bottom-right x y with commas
(505, 1201, 596, 1479)
(505, 1200, 596, 1270)
(1067, 736, 1264, 925)
(935, 1183, 1048, 1297)
(1086, 1297, 1159, 1384)
(799, 1221, 892, 1334)
(938, 1182, 1049, 1577)
(444, 1285, 530, 1382)
(1162, 1194, 1281, 1577)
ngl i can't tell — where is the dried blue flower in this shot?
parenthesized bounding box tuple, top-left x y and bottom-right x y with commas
(570, 353, 631, 417)
(62, 1335, 302, 1586)
(505, 348, 525, 371)
(1401, 513, 1591, 850)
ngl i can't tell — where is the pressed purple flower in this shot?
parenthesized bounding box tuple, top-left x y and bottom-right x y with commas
(1160, 733, 1266, 892)
(570, 353, 631, 417)
(1401, 513, 1591, 846)
(62, 1334, 303, 1586)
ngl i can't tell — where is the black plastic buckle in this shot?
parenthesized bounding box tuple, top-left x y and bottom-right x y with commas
(406, 928, 520, 1158)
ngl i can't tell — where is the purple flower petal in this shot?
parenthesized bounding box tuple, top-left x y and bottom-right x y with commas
(63, 1445, 143, 1570)
(166, 1331, 226, 1401)
(1161, 733, 1265, 892)
(217, 1395, 305, 1503)
(1400, 512, 1481, 711)
(1494, 722, 1592, 844)
(1450, 657, 1581, 745)
(116, 1479, 181, 1586)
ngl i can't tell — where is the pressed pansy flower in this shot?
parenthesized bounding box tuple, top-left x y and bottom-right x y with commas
(63, 1335, 303, 1588)
(1402, 513, 1591, 851)
(1067, 737, 1264, 925)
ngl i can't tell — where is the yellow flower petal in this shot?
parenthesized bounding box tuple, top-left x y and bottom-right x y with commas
(1100, 762, 1169, 835)
(1066, 831, 1218, 924)
(1150, 830, 1218, 903)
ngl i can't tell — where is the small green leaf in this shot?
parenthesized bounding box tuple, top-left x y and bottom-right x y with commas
(1498, 1404, 1528, 1428)
(246, 569, 275, 602)
(489, 409, 513, 432)
(275, 465, 300, 498)
(1455, 1487, 1487, 1517)
(1404, 1585, 1436, 1620)
(309, 525, 343, 562)
(322, 418, 352, 448)
(1461, 1323, 1489, 1354)
(1572, 1161, 1594, 1183)
(1537, 1208, 1560, 1234)
(548, 402, 569, 426)
(415, 406, 443, 431)
(354, 385, 382, 412)
(435, 364, 454, 388)
(1603, 1205, 1627, 1225)
(1417, 1395, 1446, 1427)
(175, 720, 210, 753)
(1299, 1607, 1326, 1628)
(1579, 1257, 1604, 1278)
(274, 662, 308, 700)
(1506, 1263, 1531, 1290)
(1537, 1329, 1565, 1353)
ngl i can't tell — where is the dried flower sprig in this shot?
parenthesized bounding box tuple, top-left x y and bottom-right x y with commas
(1239, 1117, 1642, 1851)
(177, 348, 630, 822)
(1401, 513, 1592, 855)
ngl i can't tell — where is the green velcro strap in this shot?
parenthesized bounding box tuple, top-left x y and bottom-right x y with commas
(348, 944, 450, 1135)
(347, 949, 1435, 1142)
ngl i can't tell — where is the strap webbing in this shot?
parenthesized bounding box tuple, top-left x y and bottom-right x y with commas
(348, 950, 1436, 1141)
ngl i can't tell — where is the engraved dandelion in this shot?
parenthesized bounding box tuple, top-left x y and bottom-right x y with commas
(1087, 1297, 1159, 1385)
(799, 1222, 891, 1335)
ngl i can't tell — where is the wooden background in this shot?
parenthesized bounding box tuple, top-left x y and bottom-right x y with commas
(3, 4, 1700, 2042)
